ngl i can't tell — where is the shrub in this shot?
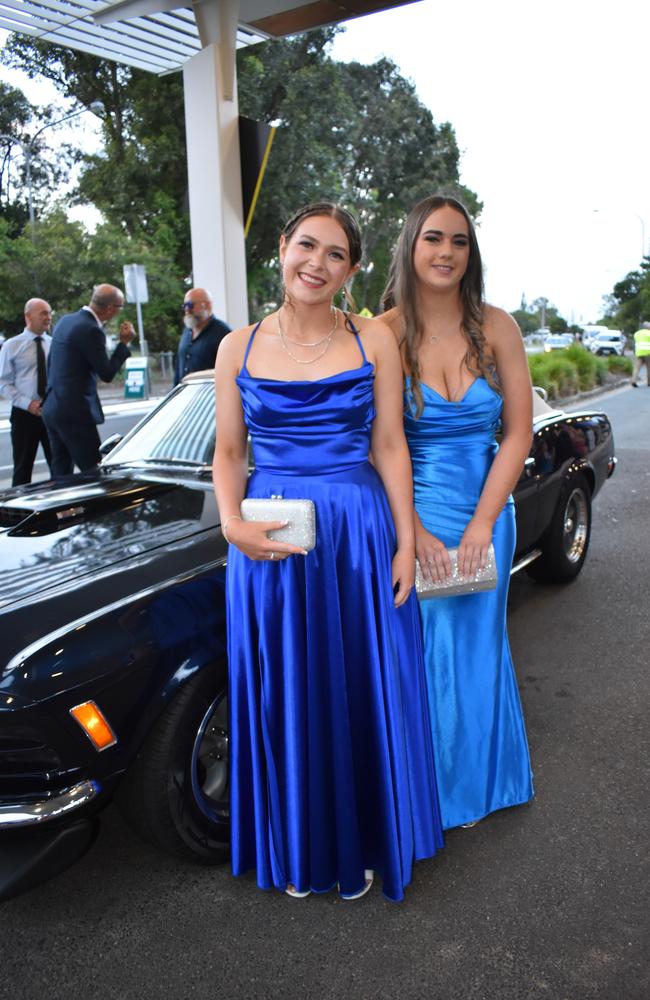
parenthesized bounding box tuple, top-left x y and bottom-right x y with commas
(563, 344, 600, 390)
(528, 353, 578, 398)
(607, 355, 633, 374)
(595, 357, 608, 383)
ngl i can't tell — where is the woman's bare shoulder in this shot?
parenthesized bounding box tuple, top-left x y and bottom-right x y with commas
(347, 312, 401, 364)
(216, 322, 263, 371)
(483, 304, 523, 345)
(367, 307, 403, 345)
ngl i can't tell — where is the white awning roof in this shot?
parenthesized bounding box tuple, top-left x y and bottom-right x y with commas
(0, 0, 263, 74)
(0, 0, 415, 75)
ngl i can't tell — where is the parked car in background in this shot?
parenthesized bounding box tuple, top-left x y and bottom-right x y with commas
(590, 331, 626, 357)
(0, 374, 616, 901)
(581, 325, 611, 349)
(544, 333, 574, 352)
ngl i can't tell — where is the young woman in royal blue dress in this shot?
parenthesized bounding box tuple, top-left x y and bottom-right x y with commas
(380, 195, 534, 830)
(212, 203, 443, 900)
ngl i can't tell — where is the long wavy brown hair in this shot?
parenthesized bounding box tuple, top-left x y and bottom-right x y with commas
(382, 195, 498, 416)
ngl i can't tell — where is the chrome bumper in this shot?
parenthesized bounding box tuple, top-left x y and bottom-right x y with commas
(0, 780, 101, 828)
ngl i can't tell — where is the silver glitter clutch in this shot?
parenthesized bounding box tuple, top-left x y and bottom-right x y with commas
(415, 544, 497, 599)
(240, 497, 316, 551)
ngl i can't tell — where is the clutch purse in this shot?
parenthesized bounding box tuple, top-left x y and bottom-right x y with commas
(415, 544, 497, 599)
(240, 496, 316, 551)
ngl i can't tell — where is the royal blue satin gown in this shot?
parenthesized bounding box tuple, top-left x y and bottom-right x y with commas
(226, 322, 444, 901)
(404, 376, 533, 830)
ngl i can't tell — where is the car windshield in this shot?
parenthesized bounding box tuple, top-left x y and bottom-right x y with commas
(103, 380, 215, 468)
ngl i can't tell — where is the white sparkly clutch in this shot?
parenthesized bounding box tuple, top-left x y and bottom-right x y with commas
(240, 497, 316, 551)
(415, 544, 497, 599)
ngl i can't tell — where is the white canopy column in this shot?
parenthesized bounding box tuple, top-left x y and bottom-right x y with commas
(183, 1, 248, 327)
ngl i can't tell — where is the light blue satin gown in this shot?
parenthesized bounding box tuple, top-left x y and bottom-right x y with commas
(226, 322, 444, 901)
(404, 376, 533, 830)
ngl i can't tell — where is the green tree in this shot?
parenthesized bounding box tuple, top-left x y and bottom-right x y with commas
(511, 309, 538, 335)
(237, 31, 480, 311)
(3, 36, 190, 269)
(602, 258, 650, 333)
(0, 80, 68, 235)
(0, 210, 184, 346)
(3, 28, 479, 324)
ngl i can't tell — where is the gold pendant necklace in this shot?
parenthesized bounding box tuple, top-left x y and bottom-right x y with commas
(278, 308, 338, 365)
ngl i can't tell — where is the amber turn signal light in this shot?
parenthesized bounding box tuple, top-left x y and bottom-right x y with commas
(69, 701, 117, 751)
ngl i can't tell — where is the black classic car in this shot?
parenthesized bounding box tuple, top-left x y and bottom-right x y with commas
(0, 375, 616, 901)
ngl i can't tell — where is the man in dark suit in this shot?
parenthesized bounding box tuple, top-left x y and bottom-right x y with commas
(43, 284, 135, 476)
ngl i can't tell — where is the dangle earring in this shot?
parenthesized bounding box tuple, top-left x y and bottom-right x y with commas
(341, 283, 357, 314)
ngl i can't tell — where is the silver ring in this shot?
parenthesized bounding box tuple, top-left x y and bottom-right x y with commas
(270, 551, 276, 561)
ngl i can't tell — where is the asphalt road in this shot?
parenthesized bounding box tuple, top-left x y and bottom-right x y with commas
(1, 386, 648, 1000)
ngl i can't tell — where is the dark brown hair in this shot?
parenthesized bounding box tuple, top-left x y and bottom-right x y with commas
(382, 195, 497, 415)
(282, 202, 363, 268)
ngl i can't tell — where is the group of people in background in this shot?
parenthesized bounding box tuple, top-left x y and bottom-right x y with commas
(0, 284, 230, 486)
(213, 196, 535, 900)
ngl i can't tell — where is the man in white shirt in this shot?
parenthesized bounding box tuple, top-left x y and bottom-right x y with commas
(0, 298, 53, 486)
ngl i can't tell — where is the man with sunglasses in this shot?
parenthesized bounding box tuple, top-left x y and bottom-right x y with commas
(173, 287, 230, 385)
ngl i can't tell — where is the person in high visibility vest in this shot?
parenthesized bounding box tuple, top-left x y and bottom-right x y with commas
(632, 321, 650, 387)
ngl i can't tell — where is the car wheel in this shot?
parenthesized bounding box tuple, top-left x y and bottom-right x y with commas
(526, 472, 592, 582)
(117, 663, 229, 863)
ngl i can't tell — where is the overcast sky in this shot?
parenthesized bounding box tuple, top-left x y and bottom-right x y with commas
(2, 0, 648, 325)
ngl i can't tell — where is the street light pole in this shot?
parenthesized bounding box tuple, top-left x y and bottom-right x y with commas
(0, 102, 103, 234)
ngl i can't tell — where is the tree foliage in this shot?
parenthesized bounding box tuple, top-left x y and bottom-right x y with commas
(511, 299, 578, 335)
(2, 27, 480, 333)
(602, 257, 650, 333)
(237, 30, 480, 310)
(0, 80, 68, 235)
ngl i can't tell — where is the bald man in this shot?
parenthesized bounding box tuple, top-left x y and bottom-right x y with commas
(0, 298, 54, 485)
(174, 287, 230, 385)
(42, 284, 135, 476)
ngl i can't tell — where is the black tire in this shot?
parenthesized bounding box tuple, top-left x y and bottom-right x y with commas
(526, 472, 592, 583)
(117, 663, 229, 864)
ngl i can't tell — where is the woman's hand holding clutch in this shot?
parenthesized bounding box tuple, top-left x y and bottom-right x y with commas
(224, 517, 307, 562)
(457, 516, 493, 577)
(415, 524, 453, 583)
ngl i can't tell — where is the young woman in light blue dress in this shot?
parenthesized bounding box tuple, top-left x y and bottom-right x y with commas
(380, 195, 534, 830)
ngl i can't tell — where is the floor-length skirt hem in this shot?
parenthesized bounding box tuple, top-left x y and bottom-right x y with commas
(444, 791, 534, 831)
(231, 854, 437, 904)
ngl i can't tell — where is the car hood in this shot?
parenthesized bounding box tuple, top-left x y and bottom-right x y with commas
(0, 471, 220, 612)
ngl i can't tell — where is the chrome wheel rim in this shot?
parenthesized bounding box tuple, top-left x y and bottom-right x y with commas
(563, 488, 589, 563)
(191, 691, 229, 823)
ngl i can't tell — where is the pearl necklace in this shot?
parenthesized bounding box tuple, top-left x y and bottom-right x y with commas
(278, 307, 338, 364)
